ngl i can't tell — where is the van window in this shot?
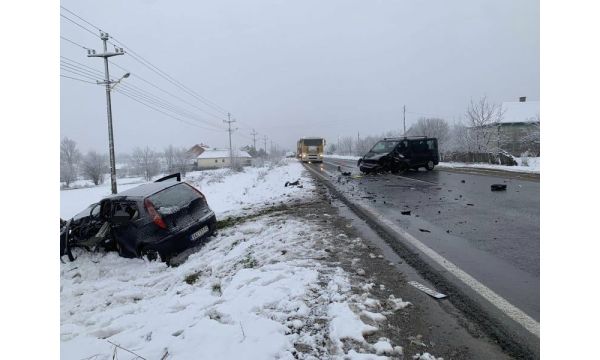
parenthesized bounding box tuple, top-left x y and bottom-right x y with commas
(427, 140, 437, 150)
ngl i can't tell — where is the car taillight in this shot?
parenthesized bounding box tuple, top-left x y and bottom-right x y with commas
(144, 198, 167, 229)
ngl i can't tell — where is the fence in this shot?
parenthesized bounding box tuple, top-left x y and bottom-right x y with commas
(441, 151, 517, 166)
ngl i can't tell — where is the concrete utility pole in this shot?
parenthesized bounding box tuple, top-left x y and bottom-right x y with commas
(224, 113, 236, 168)
(88, 31, 126, 194)
(263, 135, 268, 156)
(250, 129, 258, 151)
(403, 105, 406, 136)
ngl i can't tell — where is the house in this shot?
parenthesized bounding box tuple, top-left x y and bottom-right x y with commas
(497, 98, 540, 156)
(187, 143, 211, 157)
(197, 148, 253, 169)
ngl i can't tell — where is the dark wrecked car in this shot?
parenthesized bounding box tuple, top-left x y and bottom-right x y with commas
(357, 137, 439, 174)
(60, 174, 217, 262)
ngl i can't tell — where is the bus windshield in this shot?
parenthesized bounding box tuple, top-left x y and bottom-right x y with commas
(369, 140, 399, 154)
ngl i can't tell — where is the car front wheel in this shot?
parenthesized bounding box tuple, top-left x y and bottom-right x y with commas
(425, 160, 435, 171)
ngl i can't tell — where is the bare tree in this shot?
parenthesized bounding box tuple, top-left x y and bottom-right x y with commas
(163, 145, 176, 173)
(60, 137, 81, 187)
(173, 147, 194, 176)
(465, 96, 505, 152)
(82, 151, 108, 185)
(338, 136, 354, 155)
(131, 146, 161, 181)
(407, 117, 450, 153)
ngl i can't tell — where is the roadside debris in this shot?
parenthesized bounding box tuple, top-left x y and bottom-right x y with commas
(461, 180, 466, 183)
(401, 210, 411, 216)
(341, 171, 351, 176)
(408, 281, 447, 299)
(491, 184, 507, 191)
(418, 229, 431, 233)
(285, 179, 302, 188)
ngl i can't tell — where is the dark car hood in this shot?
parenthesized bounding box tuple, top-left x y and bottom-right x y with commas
(362, 152, 388, 161)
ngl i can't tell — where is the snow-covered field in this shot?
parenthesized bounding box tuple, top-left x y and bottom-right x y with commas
(60, 160, 431, 359)
(325, 155, 540, 174)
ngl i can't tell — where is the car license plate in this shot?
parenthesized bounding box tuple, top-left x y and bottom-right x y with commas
(190, 226, 208, 241)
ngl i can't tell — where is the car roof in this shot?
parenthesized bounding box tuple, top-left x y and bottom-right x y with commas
(107, 181, 181, 199)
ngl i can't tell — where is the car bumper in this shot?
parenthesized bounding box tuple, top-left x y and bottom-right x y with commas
(145, 212, 217, 257)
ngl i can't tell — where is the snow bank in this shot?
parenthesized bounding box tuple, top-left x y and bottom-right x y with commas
(61, 160, 403, 359)
(438, 157, 540, 174)
(325, 154, 362, 161)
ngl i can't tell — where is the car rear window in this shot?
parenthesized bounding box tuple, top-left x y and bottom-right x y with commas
(147, 183, 203, 215)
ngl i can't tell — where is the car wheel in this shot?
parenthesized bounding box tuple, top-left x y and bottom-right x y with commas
(141, 247, 161, 262)
(425, 161, 435, 171)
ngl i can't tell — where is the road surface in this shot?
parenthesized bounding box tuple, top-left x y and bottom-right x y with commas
(304, 157, 540, 356)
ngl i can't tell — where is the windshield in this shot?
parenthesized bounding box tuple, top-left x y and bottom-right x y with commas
(148, 183, 204, 215)
(302, 139, 323, 146)
(369, 141, 399, 154)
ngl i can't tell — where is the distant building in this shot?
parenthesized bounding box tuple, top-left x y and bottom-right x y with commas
(497, 99, 540, 156)
(197, 148, 253, 169)
(187, 143, 211, 157)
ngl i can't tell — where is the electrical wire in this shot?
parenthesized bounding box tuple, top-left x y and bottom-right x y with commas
(60, 74, 96, 84)
(60, 6, 235, 128)
(113, 88, 226, 132)
(109, 60, 228, 121)
(60, 36, 92, 51)
(60, 14, 100, 39)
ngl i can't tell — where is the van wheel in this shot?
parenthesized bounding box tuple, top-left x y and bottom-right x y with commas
(426, 161, 435, 171)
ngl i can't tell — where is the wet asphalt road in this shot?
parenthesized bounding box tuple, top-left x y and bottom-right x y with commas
(312, 157, 540, 322)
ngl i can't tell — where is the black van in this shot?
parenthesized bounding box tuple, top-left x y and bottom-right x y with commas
(357, 137, 439, 174)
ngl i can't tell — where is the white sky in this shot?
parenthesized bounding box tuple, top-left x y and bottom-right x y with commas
(60, 0, 539, 154)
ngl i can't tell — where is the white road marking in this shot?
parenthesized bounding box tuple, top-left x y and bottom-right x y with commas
(305, 164, 540, 338)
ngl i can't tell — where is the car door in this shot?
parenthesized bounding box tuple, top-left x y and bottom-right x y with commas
(110, 200, 141, 256)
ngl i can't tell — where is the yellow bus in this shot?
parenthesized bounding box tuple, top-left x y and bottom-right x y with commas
(297, 137, 326, 163)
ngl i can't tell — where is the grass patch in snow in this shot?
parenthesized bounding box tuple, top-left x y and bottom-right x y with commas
(184, 271, 202, 285)
(216, 203, 289, 230)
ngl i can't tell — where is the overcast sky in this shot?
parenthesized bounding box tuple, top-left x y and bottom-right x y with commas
(60, 0, 539, 154)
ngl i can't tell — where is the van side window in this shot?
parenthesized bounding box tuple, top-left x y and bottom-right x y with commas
(427, 140, 436, 150)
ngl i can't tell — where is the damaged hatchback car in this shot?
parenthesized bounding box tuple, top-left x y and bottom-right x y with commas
(60, 174, 217, 262)
(357, 137, 439, 174)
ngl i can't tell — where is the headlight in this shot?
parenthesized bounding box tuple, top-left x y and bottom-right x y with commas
(319, 154, 323, 157)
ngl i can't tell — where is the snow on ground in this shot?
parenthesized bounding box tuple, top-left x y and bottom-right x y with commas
(184, 159, 315, 218)
(61, 159, 416, 359)
(438, 157, 540, 174)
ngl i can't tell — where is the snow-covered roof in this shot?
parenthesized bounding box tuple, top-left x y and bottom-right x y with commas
(501, 101, 540, 124)
(197, 149, 252, 159)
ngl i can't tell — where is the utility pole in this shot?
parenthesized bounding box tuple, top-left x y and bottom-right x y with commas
(250, 129, 258, 151)
(224, 113, 236, 168)
(88, 31, 126, 194)
(263, 135, 268, 156)
(403, 105, 406, 136)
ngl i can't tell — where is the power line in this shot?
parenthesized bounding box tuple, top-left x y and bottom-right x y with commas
(116, 85, 226, 131)
(60, 6, 235, 129)
(60, 14, 100, 39)
(60, 74, 96, 84)
(61, 57, 228, 130)
(60, 67, 99, 82)
(60, 6, 103, 32)
(109, 60, 228, 121)
(113, 88, 225, 132)
(60, 36, 92, 50)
